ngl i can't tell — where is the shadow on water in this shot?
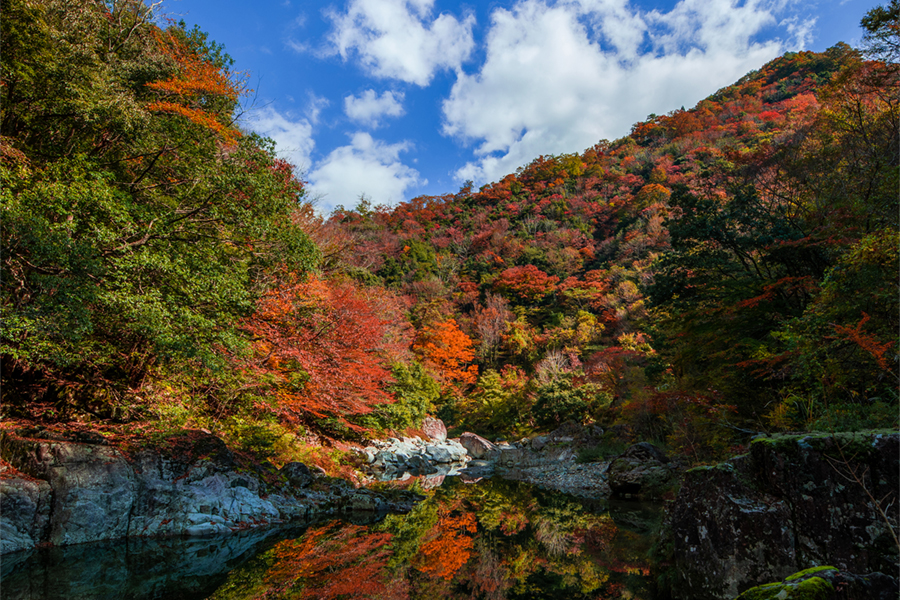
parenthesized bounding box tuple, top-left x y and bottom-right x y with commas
(2, 478, 664, 600)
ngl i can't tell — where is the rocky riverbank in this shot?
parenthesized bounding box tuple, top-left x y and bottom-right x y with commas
(663, 431, 900, 600)
(0, 427, 422, 555)
(359, 422, 680, 501)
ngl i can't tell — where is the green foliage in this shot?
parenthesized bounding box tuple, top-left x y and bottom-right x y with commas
(462, 367, 533, 437)
(772, 229, 899, 408)
(218, 414, 284, 459)
(860, 0, 900, 62)
(377, 240, 438, 286)
(356, 362, 440, 432)
(0, 3, 317, 415)
(809, 401, 899, 432)
(533, 375, 611, 429)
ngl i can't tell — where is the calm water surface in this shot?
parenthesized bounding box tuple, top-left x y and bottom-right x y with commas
(2, 477, 662, 599)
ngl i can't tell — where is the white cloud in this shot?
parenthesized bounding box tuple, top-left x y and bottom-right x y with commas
(241, 106, 315, 171)
(326, 0, 476, 86)
(308, 132, 422, 211)
(344, 89, 405, 127)
(307, 94, 330, 125)
(443, 0, 811, 184)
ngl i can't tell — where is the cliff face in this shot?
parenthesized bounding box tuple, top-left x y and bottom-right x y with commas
(664, 432, 900, 600)
(0, 429, 419, 554)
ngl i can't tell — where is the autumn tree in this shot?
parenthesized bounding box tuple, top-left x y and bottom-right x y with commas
(0, 2, 317, 417)
(242, 275, 410, 431)
(413, 318, 478, 389)
(494, 265, 560, 303)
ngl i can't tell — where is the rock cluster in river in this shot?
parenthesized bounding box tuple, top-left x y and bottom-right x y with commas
(360, 435, 468, 481)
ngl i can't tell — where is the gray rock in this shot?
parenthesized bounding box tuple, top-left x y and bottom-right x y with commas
(734, 566, 899, 600)
(0, 476, 52, 554)
(667, 432, 900, 600)
(424, 445, 453, 463)
(405, 454, 438, 475)
(531, 436, 549, 451)
(459, 432, 498, 459)
(0, 430, 424, 554)
(280, 462, 314, 488)
(607, 442, 674, 499)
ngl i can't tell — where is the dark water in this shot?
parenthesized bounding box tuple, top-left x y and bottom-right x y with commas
(1, 478, 662, 600)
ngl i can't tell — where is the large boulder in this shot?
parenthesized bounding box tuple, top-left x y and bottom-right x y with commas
(280, 462, 314, 489)
(3, 436, 139, 546)
(607, 442, 675, 499)
(734, 566, 899, 600)
(666, 432, 900, 600)
(0, 428, 424, 553)
(459, 433, 498, 460)
(422, 417, 447, 442)
(0, 472, 52, 554)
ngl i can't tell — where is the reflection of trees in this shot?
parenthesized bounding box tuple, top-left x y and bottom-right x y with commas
(534, 501, 587, 557)
(213, 478, 655, 599)
(469, 536, 512, 600)
(261, 522, 408, 599)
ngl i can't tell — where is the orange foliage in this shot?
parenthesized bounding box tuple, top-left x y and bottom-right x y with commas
(243, 275, 411, 427)
(146, 29, 244, 143)
(834, 312, 896, 371)
(265, 523, 408, 599)
(414, 512, 478, 581)
(414, 318, 478, 387)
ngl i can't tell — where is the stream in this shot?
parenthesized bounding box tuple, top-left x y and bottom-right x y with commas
(1, 477, 663, 600)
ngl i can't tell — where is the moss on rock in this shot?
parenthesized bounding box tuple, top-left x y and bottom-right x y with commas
(736, 569, 836, 600)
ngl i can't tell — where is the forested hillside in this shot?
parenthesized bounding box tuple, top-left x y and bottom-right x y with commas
(2, 0, 897, 468)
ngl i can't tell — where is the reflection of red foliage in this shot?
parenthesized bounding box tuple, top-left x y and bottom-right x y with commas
(415, 512, 478, 581)
(266, 522, 408, 599)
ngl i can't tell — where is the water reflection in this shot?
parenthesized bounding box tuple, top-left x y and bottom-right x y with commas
(2, 478, 660, 600)
(212, 478, 659, 599)
(1, 526, 292, 600)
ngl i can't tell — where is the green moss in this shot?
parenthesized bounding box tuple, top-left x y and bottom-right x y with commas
(687, 461, 735, 474)
(736, 581, 786, 600)
(750, 431, 891, 459)
(735, 570, 836, 600)
(793, 576, 834, 598)
(785, 566, 836, 581)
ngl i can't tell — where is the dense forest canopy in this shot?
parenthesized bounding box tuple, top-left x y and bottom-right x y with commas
(2, 0, 897, 464)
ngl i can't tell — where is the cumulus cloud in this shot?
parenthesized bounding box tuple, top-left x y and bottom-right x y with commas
(327, 0, 476, 85)
(443, 0, 811, 184)
(241, 106, 315, 170)
(308, 132, 422, 211)
(344, 89, 405, 127)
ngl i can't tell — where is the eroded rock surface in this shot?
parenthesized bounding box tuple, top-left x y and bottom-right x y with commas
(666, 432, 900, 600)
(0, 468, 52, 554)
(0, 429, 421, 554)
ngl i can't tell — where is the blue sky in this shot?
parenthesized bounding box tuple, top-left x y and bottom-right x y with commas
(166, 0, 880, 213)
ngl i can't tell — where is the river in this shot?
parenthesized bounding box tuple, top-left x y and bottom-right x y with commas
(2, 477, 662, 599)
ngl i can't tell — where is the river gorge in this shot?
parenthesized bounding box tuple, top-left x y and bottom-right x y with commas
(1, 425, 897, 599)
